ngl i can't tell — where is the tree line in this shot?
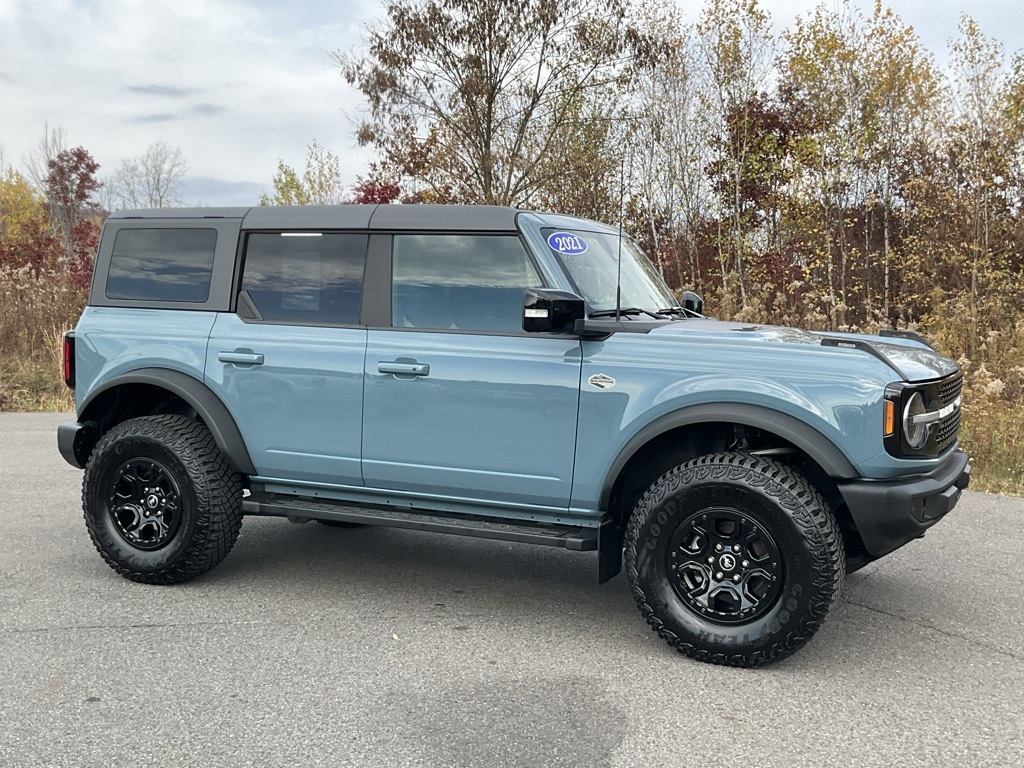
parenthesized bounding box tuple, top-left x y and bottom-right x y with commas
(330, 0, 1024, 358)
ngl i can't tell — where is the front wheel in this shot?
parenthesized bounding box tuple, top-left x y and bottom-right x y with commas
(625, 452, 844, 667)
(82, 415, 243, 584)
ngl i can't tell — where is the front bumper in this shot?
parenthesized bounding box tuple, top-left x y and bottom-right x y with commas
(838, 448, 970, 558)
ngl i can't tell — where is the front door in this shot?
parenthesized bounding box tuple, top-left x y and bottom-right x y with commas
(361, 233, 582, 512)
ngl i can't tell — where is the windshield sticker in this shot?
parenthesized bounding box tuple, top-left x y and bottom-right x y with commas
(547, 232, 588, 255)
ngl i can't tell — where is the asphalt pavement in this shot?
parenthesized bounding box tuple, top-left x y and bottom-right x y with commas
(1, 412, 1022, 767)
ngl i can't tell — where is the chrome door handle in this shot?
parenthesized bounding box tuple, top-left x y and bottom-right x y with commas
(218, 351, 265, 366)
(378, 361, 430, 376)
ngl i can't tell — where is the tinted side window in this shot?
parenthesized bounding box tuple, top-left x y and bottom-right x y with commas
(392, 234, 542, 332)
(106, 228, 217, 303)
(241, 233, 367, 326)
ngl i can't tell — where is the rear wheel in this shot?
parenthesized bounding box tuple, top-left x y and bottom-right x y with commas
(82, 415, 243, 584)
(625, 452, 844, 667)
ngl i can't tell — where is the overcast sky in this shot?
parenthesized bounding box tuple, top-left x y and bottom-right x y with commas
(1, 0, 1021, 207)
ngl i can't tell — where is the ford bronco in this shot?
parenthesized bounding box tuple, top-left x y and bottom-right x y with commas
(57, 204, 970, 666)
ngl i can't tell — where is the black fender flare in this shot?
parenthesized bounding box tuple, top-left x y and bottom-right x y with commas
(79, 368, 257, 476)
(598, 403, 859, 512)
(594, 403, 860, 583)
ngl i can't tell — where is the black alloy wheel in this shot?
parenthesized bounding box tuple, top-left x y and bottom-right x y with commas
(108, 458, 183, 550)
(667, 507, 782, 625)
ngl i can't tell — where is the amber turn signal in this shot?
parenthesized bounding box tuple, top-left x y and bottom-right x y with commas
(883, 400, 895, 436)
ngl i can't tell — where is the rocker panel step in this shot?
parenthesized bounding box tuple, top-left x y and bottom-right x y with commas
(242, 495, 598, 551)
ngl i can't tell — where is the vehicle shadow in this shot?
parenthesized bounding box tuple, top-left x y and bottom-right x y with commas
(212, 516, 635, 620)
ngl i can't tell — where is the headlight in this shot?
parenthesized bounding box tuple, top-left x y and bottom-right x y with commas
(883, 372, 963, 458)
(903, 392, 930, 448)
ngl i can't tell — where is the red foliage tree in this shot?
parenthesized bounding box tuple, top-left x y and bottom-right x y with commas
(348, 176, 401, 204)
(46, 147, 101, 243)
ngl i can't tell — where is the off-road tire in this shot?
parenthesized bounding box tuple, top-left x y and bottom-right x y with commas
(82, 415, 243, 584)
(625, 452, 844, 667)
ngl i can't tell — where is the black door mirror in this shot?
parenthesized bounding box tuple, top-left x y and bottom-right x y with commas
(522, 289, 585, 333)
(680, 291, 703, 316)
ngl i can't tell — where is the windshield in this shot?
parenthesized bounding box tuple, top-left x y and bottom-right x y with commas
(542, 228, 677, 314)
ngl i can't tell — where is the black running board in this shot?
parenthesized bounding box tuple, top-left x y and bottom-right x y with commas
(242, 494, 598, 552)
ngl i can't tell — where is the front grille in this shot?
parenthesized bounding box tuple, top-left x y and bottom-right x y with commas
(934, 408, 961, 451)
(924, 372, 963, 454)
(933, 372, 963, 452)
(938, 374, 963, 406)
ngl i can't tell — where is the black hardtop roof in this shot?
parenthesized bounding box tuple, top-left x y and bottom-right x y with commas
(108, 204, 523, 231)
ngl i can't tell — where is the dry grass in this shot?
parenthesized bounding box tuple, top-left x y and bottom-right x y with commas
(944, 330, 1024, 496)
(0, 267, 83, 412)
(960, 398, 1024, 494)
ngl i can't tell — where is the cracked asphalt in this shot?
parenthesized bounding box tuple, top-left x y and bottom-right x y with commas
(1, 412, 1022, 767)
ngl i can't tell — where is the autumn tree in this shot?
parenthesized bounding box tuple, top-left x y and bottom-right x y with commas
(531, 90, 622, 222)
(939, 16, 1022, 355)
(110, 141, 188, 209)
(336, 0, 661, 206)
(348, 174, 402, 204)
(859, 1, 939, 320)
(45, 147, 101, 249)
(781, 1, 868, 326)
(259, 140, 346, 205)
(23, 124, 68, 193)
(0, 167, 45, 245)
(696, 0, 776, 308)
(628, 17, 712, 289)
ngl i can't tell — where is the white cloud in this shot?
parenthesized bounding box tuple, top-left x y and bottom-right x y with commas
(0, 0, 376, 205)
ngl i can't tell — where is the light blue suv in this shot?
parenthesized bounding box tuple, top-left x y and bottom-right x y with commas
(58, 204, 970, 666)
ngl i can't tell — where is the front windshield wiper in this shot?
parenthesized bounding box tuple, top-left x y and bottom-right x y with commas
(588, 307, 668, 320)
(657, 306, 704, 318)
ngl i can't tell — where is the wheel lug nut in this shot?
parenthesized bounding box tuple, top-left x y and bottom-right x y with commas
(715, 544, 723, 551)
(742, 560, 749, 567)
(715, 572, 723, 580)
(733, 574, 741, 582)
(733, 545, 740, 553)
(707, 557, 714, 563)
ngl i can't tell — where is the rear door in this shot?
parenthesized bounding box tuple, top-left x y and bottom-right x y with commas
(206, 231, 368, 486)
(361, 233, 582, 513)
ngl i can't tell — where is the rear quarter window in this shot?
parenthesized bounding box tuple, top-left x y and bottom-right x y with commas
(105, 228, 217, 303)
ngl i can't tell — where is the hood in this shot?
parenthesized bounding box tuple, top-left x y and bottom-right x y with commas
(648, 319, 959, 382)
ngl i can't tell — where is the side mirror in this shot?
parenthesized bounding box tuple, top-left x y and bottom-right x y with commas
(522, 288, 585, 333)
(680, 291, 703, 316)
